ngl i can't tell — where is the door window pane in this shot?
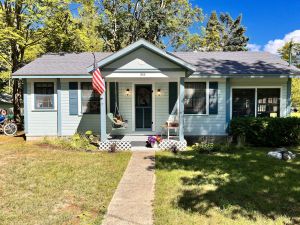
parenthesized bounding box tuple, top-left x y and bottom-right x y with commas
(232, 89, 255, 117)
(184, 82, 206, 114)
(257, 88, 280, 117)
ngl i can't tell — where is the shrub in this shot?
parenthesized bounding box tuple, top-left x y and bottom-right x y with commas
(41, 133, 97, 151)
(229, 117, 300, 146)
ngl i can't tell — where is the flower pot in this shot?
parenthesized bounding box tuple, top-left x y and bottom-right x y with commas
(152, 142, 158, 148)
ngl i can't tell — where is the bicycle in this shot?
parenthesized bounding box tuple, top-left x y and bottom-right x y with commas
(0, 109, 17, 136)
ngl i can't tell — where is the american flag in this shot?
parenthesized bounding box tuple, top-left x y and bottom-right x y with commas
(92, 67, 105, 95)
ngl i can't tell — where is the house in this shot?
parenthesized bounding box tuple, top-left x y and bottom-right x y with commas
(12, 39, 300, 148)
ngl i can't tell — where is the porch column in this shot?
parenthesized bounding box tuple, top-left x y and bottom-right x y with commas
(179, 77, 185, 141)
(100, 91, 107, 141)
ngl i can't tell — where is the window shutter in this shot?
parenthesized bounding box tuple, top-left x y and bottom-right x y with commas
(109, 82, 119, 113)
(69, 82, 78, 115)
(169, 82, 178, 114)
(209, 82, 218, 114)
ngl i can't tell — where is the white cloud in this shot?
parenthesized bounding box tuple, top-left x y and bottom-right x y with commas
(263, 30, 300, 54)
(247, 43, 261, 52)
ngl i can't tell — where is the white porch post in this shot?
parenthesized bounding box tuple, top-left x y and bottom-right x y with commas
(100, 91, 107, 141)
(179, 77, 185, 141)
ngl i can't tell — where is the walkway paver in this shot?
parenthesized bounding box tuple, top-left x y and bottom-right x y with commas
(102, 151, 155, 225)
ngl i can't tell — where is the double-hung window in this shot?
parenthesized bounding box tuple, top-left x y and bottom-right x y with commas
(34, 82, 54, 110)
(232, 88, 280, 118)
(184, 82, 207, 114)
(81, 82, 100, 114)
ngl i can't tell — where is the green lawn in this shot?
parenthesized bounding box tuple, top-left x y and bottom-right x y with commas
(0, 136, 131, 225)
(155, 148, 300, 225)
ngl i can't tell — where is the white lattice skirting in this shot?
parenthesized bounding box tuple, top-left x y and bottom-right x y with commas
(98, 140, 187, 151)
(99, 141, 132, 151)
(159, 140, 187, 151)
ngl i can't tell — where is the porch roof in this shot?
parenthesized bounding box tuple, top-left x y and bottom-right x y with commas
(12, 40, 300, 78)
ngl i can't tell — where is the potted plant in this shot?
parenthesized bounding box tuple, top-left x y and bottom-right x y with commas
(147, 135, 163, 148)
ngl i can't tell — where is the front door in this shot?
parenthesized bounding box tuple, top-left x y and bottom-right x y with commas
(135, 84, 152, 130)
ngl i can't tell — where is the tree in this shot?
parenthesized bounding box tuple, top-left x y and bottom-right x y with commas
(202, 11, 222, 51)
(219, 13, 248, 51)
(0, 0, 103, 121)
(43, 1, 103, 53)
(278, 41, 300, 67)
(96, 0, 203, 52)
(278, 41, 300, 107)
(0, 0, 72, 120)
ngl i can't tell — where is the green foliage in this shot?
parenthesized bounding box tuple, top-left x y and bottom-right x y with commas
(230, 117, 300, 146)
(189, 11, 249, 52)
(203, 11, 222, 51)
(278, 41, 300, 67)
(219, 13, 249, 51)
(278, 41, 300, 107)
(97, 0, 203, 51)
(42, 133, 97, 151)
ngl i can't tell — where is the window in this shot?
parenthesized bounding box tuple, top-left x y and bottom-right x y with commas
(232, 89, 255, 117)
(34, 82, 54, 109)
(184, 82, 206, 114)
(81, 82, 100, 114)
(257, 88, 280, 117)
(232, 88, 281, 118)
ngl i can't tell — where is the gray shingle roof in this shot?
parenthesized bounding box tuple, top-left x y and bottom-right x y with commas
(173, 51, 300, 75)
(13, 52, 112, 76)
(13, 50, 300, 76)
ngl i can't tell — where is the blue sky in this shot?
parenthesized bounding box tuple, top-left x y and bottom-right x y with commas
(192, 0, 300, 53)
(71, 1, 299, 53)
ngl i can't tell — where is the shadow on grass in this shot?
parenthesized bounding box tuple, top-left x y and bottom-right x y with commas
(156, 149, 300, 223)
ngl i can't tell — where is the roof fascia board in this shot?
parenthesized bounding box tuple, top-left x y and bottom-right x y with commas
(12, 75, 92, 79)
(86, 39, 196, 72)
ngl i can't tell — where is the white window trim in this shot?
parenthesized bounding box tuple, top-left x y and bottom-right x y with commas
(31, 80, 57, 111)
(184, 81, 210, 116)
(230, 86, 282, 119)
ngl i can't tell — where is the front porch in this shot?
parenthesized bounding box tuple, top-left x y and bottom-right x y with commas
(99, 78, 186, 147)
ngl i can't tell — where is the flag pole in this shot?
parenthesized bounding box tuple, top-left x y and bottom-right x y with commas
(92, 53, 107, 142)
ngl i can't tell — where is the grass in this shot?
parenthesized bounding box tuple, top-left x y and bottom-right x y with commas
(155, 147, 300, 225)
(291, 112, 300, 117)
(0, 135, 131, 225)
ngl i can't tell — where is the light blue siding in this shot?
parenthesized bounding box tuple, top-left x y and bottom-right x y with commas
(117, 82, 133, 134)
(155, 82, 169, 132)
(184, 79, 227, 136)
(23, 79, 28, 134)
(57, 78, 62, 136)
(105, 48, 181, 71)
(26, 79, 58, 136)
(25, 77, 291, 138)
(60, 81, 100, 135)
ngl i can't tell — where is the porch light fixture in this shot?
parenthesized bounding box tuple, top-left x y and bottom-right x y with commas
(157, 89, 161, 96)
(126, 88, 130, 96)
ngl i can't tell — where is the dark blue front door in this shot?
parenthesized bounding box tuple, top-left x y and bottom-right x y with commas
(135, 84, 152, 130)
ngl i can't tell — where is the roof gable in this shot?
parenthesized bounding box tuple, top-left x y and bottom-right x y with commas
(87, 39, 196, 73)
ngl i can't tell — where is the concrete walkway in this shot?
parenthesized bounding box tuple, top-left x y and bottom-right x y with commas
(102, 151, 155, 225)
